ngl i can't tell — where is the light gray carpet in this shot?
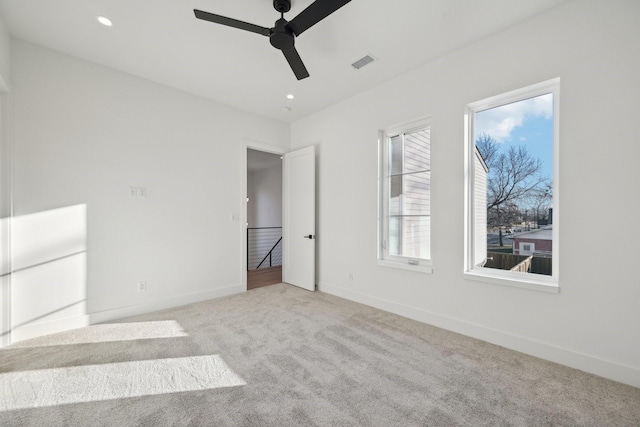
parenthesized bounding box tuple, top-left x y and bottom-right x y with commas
(1, 283, 639, 426)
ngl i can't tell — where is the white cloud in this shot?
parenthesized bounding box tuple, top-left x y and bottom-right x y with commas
(476, 93, 552, 142)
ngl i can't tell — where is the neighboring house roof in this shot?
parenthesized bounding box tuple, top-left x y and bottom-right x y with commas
(475, 148, 489, 173)
(513, 227, 552, 241)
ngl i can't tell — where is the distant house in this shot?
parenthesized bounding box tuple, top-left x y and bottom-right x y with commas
(513, 227, 552, 257)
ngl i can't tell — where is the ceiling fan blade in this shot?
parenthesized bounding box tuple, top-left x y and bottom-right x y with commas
(194, 9, 271, 36)
(287, 0, 351, 36)
(282, 48, 310, 80)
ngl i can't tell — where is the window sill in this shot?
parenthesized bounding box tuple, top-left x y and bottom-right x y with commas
(464, 268, 559, 293)
(378, 259, 433, 274)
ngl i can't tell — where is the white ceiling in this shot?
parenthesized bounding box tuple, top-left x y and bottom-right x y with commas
(0, 0, 569, 123)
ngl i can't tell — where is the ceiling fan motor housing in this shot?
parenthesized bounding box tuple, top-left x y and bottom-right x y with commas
(270, 18, 295, 50)
(273, 0, 291, 13)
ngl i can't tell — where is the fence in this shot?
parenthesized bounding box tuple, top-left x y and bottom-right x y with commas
(485, 252, 530, 271)
(247, 227, 282, 270)
(531, 256, 552, 275)
(485, 252, 552, 276)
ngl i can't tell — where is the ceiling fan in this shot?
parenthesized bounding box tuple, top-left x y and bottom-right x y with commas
(194, 0, 352, 80)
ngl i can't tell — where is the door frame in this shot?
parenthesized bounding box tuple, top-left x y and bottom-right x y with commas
(240, 140, 287, 292)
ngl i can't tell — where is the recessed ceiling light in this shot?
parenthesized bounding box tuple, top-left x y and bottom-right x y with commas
(281, 106, 291, 112)
(286, 94, 295, 100)
(96, 16, 113, 27)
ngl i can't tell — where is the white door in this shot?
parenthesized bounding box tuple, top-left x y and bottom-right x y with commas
(283, 145, 316, 291)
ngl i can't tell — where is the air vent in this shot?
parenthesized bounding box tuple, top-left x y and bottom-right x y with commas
(351, 54, 375, 70)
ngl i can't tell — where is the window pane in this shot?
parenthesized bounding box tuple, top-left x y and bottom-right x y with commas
(403, 128, 430, 173)
(474, 92, 554, 276)
(381, 120, 431, 267)
(389, 172, 430, 216)
(389, 216, 430, 259)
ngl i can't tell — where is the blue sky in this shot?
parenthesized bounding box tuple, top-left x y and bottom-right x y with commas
(475, 93, 554, 180)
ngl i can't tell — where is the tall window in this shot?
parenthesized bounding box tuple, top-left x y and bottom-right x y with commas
(379, 119, 431, 272)
(465, 79, 559, 290)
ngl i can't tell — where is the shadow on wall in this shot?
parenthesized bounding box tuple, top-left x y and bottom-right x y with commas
(5, 204, 88, 343)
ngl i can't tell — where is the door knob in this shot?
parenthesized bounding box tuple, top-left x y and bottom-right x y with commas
(303, 235, 315, 239)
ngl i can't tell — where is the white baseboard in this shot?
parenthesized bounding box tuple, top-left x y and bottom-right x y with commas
(89, 284, 243, 325)
(318, 282, 640, 389)
(10, 314, 91, 344)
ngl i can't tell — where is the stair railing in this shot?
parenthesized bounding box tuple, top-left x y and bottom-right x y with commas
(247, 227, 283, 270)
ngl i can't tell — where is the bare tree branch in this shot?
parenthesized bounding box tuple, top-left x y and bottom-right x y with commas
(476, 133, 499, 167)
(476, 135, 550, 235)
(486, 145, 545, 210)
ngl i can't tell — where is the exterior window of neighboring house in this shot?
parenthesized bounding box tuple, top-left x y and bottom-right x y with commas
(379, 118, 432, 273)
(465, 79, 559, 291)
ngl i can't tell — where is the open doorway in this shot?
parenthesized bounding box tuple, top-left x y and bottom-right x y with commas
(246, 149, 283, 290)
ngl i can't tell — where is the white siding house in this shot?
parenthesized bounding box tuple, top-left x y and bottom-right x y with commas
(474, 148, 489, 267)
(388, 128, 431, 260)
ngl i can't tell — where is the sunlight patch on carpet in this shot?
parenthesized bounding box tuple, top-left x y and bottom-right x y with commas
(10, 320, 189, 348)
(0, 355, 246, 411)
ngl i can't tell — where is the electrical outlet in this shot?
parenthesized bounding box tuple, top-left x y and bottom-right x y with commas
(137, 281, 147, 292)
(129, 187, 147, 198)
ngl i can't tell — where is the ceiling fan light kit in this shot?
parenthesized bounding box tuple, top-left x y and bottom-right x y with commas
(194, 0, 352, 80)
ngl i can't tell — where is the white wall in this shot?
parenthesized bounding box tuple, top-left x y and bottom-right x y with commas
(0, 95, 9, 346)
(0, 16, 11, 346)
(9, 40, 289, 340)
(247, 166, 282, 228)
(291, 0, 640, 387)
(0, 17, 9, 91)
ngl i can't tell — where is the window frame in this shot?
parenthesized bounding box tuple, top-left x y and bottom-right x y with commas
(464, 79, 560, 292)
(378, 117, 433, 273)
